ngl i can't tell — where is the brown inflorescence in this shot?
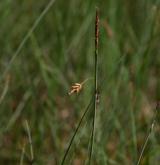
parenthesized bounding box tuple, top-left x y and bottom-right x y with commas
(95, 9, 99, 49)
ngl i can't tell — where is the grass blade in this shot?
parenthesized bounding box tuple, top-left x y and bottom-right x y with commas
(1, 0, 56, 82)
(25, 120, 34, 164)
(136, 102, 159, 165)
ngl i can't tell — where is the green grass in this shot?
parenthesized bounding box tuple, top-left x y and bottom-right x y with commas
(0, 0, 160, 164)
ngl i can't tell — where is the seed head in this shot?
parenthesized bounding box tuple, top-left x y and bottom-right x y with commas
(68, 83, 82, 95)
(68, 78, 92, 95)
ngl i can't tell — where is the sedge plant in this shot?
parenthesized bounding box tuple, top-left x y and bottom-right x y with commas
(61, 8, 100, 165)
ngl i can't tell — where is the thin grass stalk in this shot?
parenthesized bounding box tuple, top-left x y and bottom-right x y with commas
(61, 97, 94, 165)
(20, 143, 26, 165)
(25, 120, 34, 164)
(89, 9, 99, 165)
(136, 102, 159, 165)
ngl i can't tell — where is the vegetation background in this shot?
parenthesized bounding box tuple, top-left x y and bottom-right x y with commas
(0, 0, 160, 164)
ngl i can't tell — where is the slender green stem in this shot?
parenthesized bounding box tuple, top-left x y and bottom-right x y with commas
(61, 97, 93, 165)
(136, 131, 150, 165)
(81, 77, 93, 85)
(20, 143, 26, 165)
(25, 120, 34, 164)
(89, 9, 99, 165)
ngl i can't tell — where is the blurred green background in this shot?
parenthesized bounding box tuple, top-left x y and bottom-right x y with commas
(0, 0, 160, 164)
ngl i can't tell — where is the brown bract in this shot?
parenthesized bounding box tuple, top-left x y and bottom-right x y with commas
(68, 83, 82, 95)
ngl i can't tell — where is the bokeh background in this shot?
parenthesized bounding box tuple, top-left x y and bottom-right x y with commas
(0, 0, 160, 164)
